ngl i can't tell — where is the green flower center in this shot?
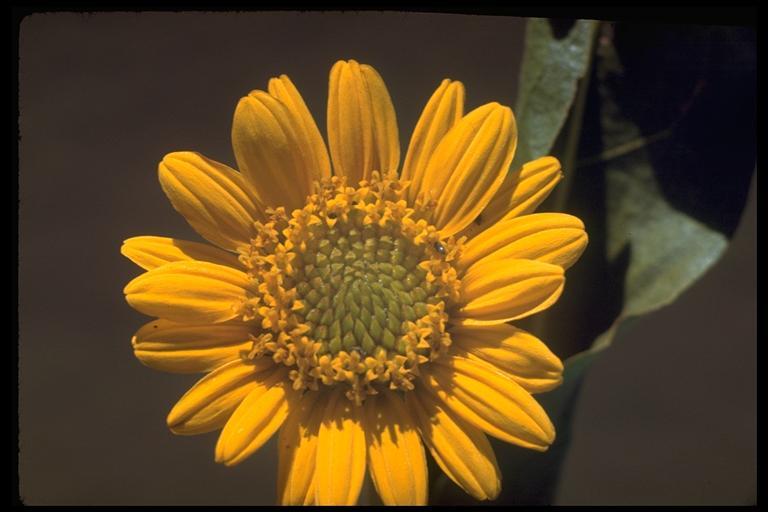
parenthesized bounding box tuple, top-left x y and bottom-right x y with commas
(238, 172, 464, 404)
(294, 227, 442, 357)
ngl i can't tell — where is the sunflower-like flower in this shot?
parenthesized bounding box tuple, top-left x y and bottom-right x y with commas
(122, 59, 587, 505)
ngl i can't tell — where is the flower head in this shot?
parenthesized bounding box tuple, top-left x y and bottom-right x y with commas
(122, 59, 587, 505)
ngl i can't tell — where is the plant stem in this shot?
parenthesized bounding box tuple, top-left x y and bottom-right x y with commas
(531, 22, 599, 338)
(576, 126, 674, 168)
(552, 22, 600, 213)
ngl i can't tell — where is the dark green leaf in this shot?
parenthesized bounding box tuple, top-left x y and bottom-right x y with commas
(587, 27, 728, 351)
(477, 23, 747, 506)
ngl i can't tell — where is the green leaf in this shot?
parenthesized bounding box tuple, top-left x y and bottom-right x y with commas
(513, 18, 598, 167)
(523, 25, 733, 503)
(541, 38, 733, 495)
(430, 20, 753, 506)
(587, 29, 728, 352)
(443, 22, 746, 506)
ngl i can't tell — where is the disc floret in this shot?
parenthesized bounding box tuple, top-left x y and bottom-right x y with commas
(239, 172, 463, 404)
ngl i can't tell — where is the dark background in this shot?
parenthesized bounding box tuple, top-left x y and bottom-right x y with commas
(18, 12, 755, 505)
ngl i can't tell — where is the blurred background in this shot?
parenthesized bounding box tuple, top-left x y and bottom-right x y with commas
(17, 11, 756, 505)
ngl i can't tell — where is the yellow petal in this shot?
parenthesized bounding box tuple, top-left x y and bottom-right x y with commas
(121, 236, 243, 271)
(476, 156, 563, 231)
(450, 323, 563, 393)
(327, 59, 400, 184)
(458, 258, 564, 325)
(277, 390, 328, 505)
(420, 103, 517, 237)
(406, 387, 500, 501)
(131, 318, 254, 374)
(124, 260, 253, 324)
(460, 213, 588, 270)
(158, 152, 263, 251)
(166, 358, 272, 435)
(232, 91, 319, 211)
(268, 74, 331, 181)
(215, 366, 293, 466)
(364, 393, 427, 505)
(423, 355, 555, 450)
(315, 388, 366, 505)
(401, 79, 464, 204)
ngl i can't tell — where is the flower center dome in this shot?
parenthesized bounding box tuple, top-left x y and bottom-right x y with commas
(295, 231, 438, 356)
(240, 173, 463, 404)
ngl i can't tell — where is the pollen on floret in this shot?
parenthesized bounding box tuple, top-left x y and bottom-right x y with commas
(237, 172, 465, 404)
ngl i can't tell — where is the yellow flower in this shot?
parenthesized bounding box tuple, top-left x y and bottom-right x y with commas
(122, 59, 587, 505)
